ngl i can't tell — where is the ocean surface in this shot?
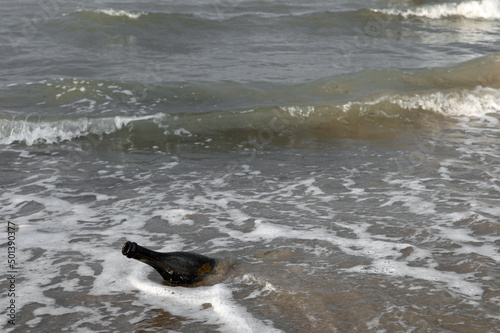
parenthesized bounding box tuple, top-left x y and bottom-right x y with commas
(1, 0, 500, 332)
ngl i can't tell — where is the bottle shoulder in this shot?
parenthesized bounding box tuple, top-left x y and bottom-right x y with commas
(157, 251, 217, 267)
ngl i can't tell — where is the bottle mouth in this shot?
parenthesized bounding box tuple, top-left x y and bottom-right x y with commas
(122, 241, 137, 258)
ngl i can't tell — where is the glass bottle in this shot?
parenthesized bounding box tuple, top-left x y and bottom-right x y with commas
(122, 241, 216, 285)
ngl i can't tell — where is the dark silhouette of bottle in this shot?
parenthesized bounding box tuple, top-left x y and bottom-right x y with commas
(122, 241, 216, 285)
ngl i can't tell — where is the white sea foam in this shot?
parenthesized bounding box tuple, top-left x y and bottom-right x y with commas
(344, 260, 483, 298)
(0, 153, 495, 332)
(128, 275, 284, 333)
(280, 105, 315, 118)
(151, 208, 196, 225)
(2, 131, 498, 330)
(221, 218, 487, 299)
(76, 9, 144, 19)
(240, 274, 280, 299)
(3, 0, 500, 330)
(173, 127, 193, 137)
(343, 86, 500, 118)
(0, 114, 163, 145)
(376, 0, 500, 20)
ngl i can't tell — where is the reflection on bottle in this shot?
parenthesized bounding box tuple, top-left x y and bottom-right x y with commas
(122, 241, 217, 285)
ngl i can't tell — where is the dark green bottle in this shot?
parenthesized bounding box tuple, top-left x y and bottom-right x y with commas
(122, 241, 216, 285)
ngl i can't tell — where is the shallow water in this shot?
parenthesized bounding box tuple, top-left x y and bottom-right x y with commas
(1, 0, 500, 332)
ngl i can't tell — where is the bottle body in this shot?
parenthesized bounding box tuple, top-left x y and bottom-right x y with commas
(122, 241, 216, 285)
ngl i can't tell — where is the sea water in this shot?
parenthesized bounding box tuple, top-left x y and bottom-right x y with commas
(1, 0, 499, 332)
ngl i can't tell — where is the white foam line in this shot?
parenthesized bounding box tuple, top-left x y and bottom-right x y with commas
(379, 192, 437, 215)
(77, 9, 144, 19)
(113, 114, 164, 129)
(129, 277, 283, 333)
(226, 220, 483, 298)
(343, 260, 483, 298)
(343, 87, 500, 118)
(375, 0, 500, 20)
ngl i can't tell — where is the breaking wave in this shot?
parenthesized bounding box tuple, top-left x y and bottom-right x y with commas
(374, 0, 500, 20)
(1, 85, 499, 148)
(2, 53, 499, 148)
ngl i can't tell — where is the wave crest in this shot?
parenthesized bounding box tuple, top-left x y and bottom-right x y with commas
(374, 0, 500, 20)
(71, 9, 145, 20)
(2, 85, 499, 148)
(0, 115, 162, 146)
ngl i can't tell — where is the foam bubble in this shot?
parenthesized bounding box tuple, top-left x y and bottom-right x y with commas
(173, 127, 193, 137)
(280, 105, 315, 118)
(151, 208, 196, 226)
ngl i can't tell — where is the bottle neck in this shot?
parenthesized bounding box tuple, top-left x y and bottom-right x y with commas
(122, 241, 161, 261)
